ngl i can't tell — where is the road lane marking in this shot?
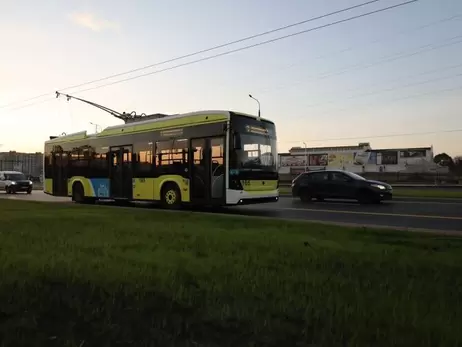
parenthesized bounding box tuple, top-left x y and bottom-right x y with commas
(262, 206, 462, 221)
(278, 196, 462, 205)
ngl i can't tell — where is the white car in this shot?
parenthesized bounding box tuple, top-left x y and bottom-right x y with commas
(0, 171, 33, 194)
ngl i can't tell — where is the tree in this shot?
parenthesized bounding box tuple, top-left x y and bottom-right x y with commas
(453, 156, 462, 176)
(433, 153, 454, 168)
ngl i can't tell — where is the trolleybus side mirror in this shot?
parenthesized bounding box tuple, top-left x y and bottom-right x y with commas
(233, 133, 242, 150)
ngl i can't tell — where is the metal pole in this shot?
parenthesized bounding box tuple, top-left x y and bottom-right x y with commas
(249, 94, 261, 119)
(90, 122, 100, 133)
(303, 142, 307, 172)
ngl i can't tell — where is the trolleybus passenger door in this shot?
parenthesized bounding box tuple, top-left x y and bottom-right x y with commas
(109, 146, 133, 199)
(52, 151, 69, 196)
(190, 137, 225, 205)
(190, 138, 211, 204)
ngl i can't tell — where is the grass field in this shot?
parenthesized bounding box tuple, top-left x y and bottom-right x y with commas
(1, 200, 462, 346)
(279, 186, 462, 199)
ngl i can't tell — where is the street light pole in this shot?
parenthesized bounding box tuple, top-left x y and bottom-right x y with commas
(248, 94, 261, 119)
(303, 142, 307, 172)
(90, 122, 100, 133)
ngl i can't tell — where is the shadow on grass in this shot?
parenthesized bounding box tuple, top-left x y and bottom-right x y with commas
(0, 278, 259, 347)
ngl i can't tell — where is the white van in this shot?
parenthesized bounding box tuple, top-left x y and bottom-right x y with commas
(0, 171, 33, 194)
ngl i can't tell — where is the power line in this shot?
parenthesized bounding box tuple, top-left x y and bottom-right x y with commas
(303, 66, 462, 109)
(279, 128, 462, 144)
(260, 33, 462, 94)
(2, 1, 419, 113)
(67, 1, 419, 96)
(257, 13, 462, 81)
(309, 61, 462, 103)
(2, 97, 55, 113)
(306, 84, 462, 118)
(0, 0, 385, 109)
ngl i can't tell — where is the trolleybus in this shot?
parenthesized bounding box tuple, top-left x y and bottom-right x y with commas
(44, 108, 279, 208)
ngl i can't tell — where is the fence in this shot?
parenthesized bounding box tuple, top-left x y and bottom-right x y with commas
(0, 159, 43, 179)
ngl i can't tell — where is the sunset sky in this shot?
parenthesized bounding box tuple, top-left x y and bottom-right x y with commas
(1, 0, 461, 156)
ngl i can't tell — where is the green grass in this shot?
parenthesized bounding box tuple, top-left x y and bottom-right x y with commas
(279, 186, 462, 199)
(1, 200, 462, 346)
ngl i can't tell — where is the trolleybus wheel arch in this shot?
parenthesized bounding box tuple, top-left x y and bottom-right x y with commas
(72, 182, 85, 204)
(161, 182, 182, 209)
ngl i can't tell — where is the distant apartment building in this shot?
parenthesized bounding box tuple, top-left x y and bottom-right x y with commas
(0, 151, 43, 178)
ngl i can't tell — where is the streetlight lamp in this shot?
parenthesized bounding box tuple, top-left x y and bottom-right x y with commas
(248, 94, 261, 119)
(90, 122, 101, 133)
(302, 142, 307, 172)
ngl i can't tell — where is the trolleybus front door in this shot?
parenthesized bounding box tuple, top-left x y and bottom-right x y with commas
(190, 137, 225, 205)
(109, 145, 133, 199)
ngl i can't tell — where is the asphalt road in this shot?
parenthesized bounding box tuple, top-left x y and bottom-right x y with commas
(1, 191, 461, 233)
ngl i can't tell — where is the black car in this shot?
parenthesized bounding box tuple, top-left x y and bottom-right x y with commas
(291, 170, 392, 204)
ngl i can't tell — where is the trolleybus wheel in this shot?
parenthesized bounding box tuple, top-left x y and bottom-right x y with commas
(72, 183, 85, 204)
(161, 183, 181, 209)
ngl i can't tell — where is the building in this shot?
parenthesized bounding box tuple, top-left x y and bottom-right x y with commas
(0, 151, 43, 179)
(278, 143, 448, 176)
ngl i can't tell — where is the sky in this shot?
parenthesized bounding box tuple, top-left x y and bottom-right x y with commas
(1, 0, 461, 156)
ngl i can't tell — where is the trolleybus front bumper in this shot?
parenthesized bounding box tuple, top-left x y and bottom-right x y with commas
(226, 189, 279, 206)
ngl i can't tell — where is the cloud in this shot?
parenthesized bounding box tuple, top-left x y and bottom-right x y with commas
(70, 12, 120, 32)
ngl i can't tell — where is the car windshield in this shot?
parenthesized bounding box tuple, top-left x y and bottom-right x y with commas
(5, 173, 26, 180)
(344, 171, 366, 181)
(235, 133, 278, 171)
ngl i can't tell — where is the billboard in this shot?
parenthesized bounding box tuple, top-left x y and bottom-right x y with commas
(353, 151, 377, 165)
(280, 155, 306, 167)
(378, 151, 398, 165)
(328, 153, 354, 167)
(309, 153, 328, 166)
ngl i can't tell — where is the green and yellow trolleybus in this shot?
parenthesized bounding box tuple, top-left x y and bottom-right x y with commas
(44, 100, 279, 208)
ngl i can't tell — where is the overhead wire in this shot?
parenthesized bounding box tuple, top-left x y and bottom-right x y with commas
(279, 128, 462, 144)
(0, 0, 386, 109)
(2, 0, 418, 112)
(303, 84, 462, 118)
(251, 12, 462, 81)
(302, 65, 462, 109)
(259, 33, 462, 94)
(309, 61, 462, 101)
(66, 1, 419, 96)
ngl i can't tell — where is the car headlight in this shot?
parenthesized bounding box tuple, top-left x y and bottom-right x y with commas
(29, 180, 33, 185)
(10, 181, 17, 185)
(370, 184, 386, 190)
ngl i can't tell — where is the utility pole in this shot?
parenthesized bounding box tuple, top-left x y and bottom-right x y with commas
(303, 142, 307, 172)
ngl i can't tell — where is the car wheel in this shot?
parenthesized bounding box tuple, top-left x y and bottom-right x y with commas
(27, 188, 32, 194)
(299, 189, 313, 203)
(357, 190, 376, 204)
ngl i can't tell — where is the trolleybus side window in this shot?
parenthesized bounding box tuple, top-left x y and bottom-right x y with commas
(135, 141, 153, 175)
